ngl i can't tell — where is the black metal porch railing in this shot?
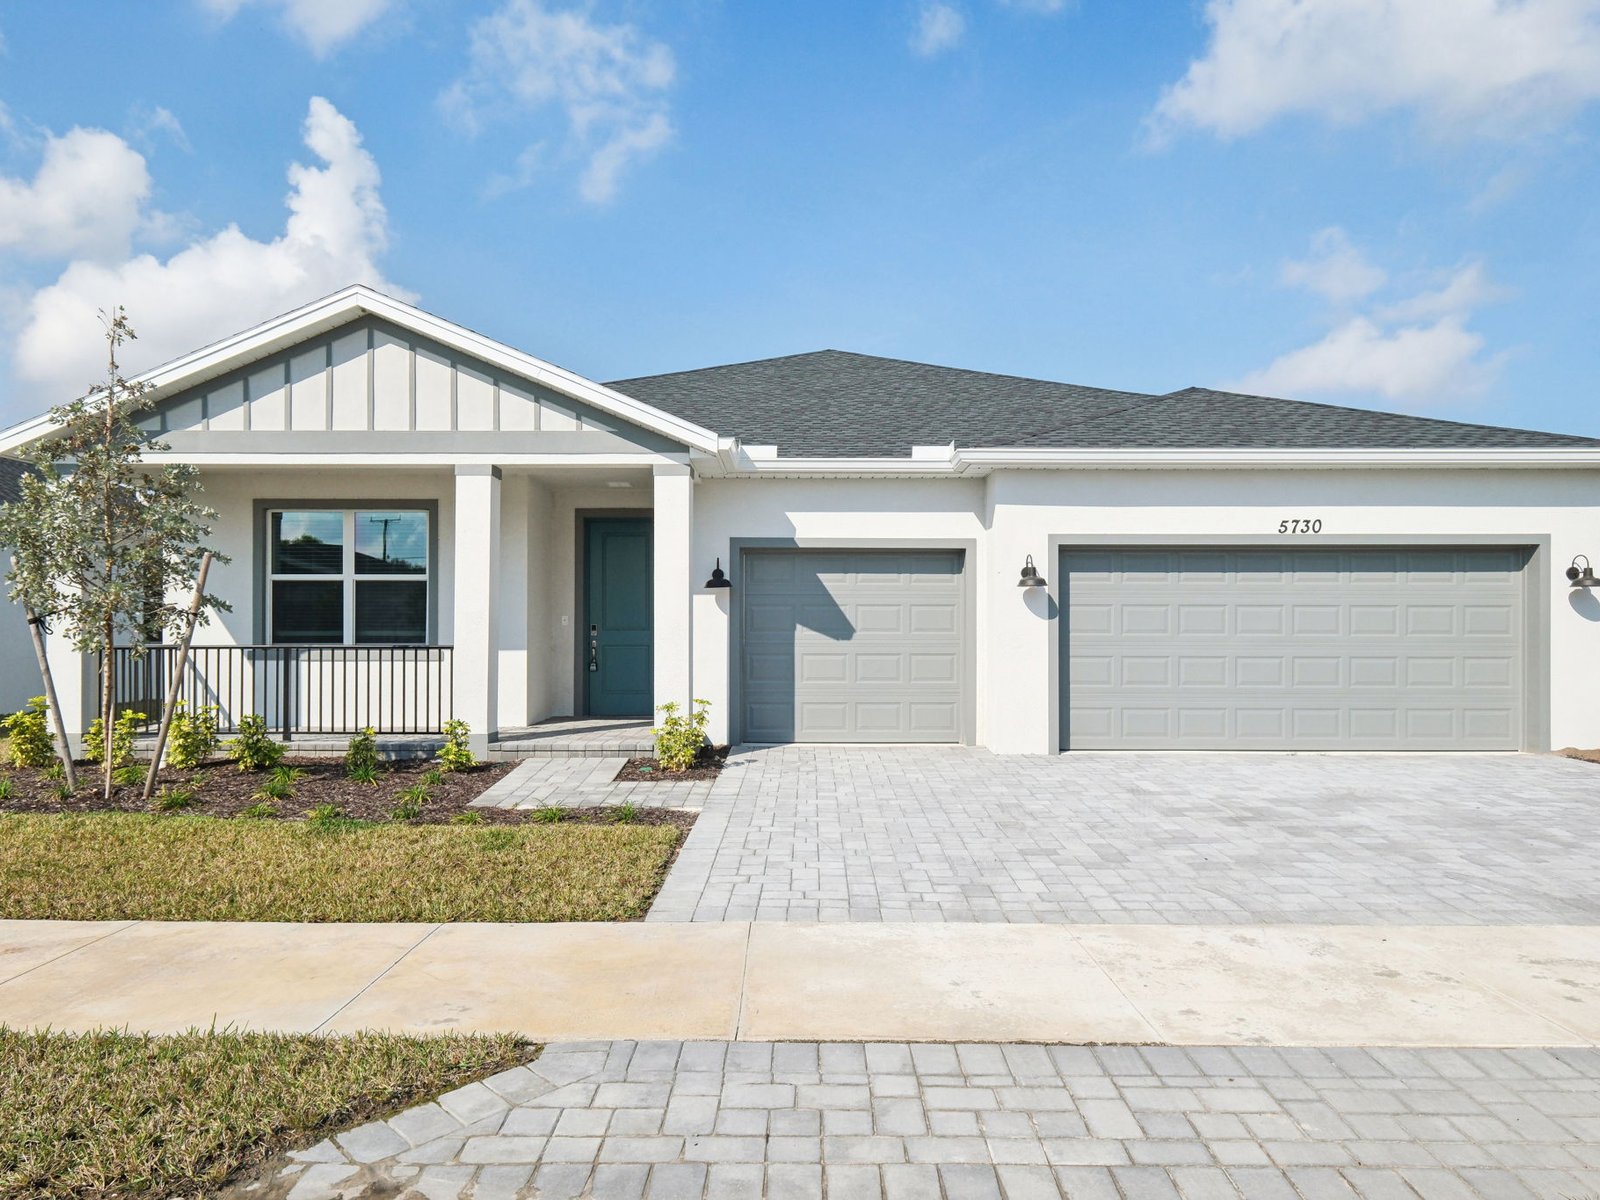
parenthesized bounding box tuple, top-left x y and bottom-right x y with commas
(103, 644, 454, 738)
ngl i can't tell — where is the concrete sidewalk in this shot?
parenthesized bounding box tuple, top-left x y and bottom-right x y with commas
(2, 920, 1598, 1047)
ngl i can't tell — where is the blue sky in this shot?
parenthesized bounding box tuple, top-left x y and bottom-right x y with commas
(0, 0, 1598, 436)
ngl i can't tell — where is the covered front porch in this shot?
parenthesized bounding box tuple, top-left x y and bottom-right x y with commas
(64, 458, 698, 757)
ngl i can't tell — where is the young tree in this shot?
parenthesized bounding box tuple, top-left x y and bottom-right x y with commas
(0, 308, 224, 799)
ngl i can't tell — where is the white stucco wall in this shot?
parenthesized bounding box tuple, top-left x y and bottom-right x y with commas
(0, 573, 37, 714)
(195, 467, 460, 648)
(529, 483, 655, 722)
(70, 462, 1599, 756)
(687, 468, 1600, 754)
(690, 477, 989, 746)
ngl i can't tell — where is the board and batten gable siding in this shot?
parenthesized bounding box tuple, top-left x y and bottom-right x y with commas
(148, 317, 665, 445)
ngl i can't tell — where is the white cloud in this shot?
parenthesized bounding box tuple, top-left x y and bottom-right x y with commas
(199, 0, 398, 56)
(1375, 261, 1507, 323)
(912, 1, 967, 55)
(442, 0, 676, 204)
(1237, 231, 1508, 405)
(1151, 0, 1600, 142)
(997, 0, 1073, 11)
(128, 105, 192, 154)
(11, 97, 410, 404)
(1238, 315, 1498, 404)
(1280, 227, 1387, 305)
(0, 127, 156, 261)
(578, 111, 672, 204)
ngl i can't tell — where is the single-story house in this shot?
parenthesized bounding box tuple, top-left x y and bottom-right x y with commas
(4, 284, 1598, 756)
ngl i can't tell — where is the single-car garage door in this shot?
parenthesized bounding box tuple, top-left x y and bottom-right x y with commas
(741, 549, 967, 743)
(1061, 546, 1530, 751)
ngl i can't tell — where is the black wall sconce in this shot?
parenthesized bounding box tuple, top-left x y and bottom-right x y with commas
(704, 557, 733, 590)
(1017, 555, 1048, 588)
(1567, 555, 1599, 588)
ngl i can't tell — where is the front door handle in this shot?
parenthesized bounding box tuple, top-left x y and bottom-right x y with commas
(589, 624, 599, 672)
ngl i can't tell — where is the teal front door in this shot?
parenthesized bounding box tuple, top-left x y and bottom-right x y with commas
(584, 517, 653, 716)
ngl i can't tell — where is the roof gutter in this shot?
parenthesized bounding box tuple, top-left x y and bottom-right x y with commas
(952, 446, 1600, 470)
(699, 444, 1600, 477)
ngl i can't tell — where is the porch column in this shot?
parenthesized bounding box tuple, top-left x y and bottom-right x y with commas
(43, 627, 94, 759)
(652, 463, 694, 718)
(453, 465, 500, 755)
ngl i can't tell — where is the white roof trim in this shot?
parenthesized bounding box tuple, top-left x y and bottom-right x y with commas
(701, 444, 1600, 477)
(0, 284, 722, 456)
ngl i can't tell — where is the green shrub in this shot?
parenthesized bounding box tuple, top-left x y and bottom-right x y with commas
(0, 777, 12, 800)
(227, 715, 283, 772)
(344, 728, 382, 780)
(389, 782, 430, 822)
(111, 764, 144, 788)
(652, 699, 711, 772)
(4, 697, 56, 769)
(421, 767, 445, 788)
(166, 704, 220, 770)
(437, 720, 476, 772)
(305, 803, 346, 828)
(531, 805, 565, 824)
(239, 801, 278, 819)
(611, 802, 641, 825)
(84, 710, 146, 768)
(449, 810, 484, 825)
(252, 766, 303, 803)
(152, 786, 197, 812)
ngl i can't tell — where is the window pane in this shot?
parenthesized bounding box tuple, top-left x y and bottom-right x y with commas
(271, 511, 343, 574)
(355, 510, 428, 575)
(354, 581, 427, 643)
(272, 581, 343, 643)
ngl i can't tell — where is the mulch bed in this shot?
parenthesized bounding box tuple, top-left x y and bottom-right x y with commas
(0, 758, 685, 829)
(614, 745, 729, 782)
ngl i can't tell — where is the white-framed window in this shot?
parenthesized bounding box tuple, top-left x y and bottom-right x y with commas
(267, 508, 430, 644)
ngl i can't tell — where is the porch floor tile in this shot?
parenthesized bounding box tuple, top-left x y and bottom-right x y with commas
(492, 717, 654, 758)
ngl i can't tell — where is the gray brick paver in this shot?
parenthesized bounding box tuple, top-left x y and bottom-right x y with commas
(254, 1041, 1600, 1197)
(649, 748, 1600, 924)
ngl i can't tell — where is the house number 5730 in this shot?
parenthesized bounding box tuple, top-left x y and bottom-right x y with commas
(1277, 518, 1324, 534)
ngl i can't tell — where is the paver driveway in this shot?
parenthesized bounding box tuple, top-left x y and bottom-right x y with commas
(647, 748, 1600, 924)
(260, 1039, 1600, 1200)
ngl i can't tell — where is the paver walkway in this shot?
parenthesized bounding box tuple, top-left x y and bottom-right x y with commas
(472, 758, 713, 810)
(246, 1039, 1600, 1200)
(648, 748, 1600, 924)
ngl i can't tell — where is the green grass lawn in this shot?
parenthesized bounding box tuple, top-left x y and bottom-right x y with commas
(0, 1026, 530, 1199)
(0, 812, 680, 922)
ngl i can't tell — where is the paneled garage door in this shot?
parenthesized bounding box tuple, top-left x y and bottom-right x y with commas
(740, 550, 967, 743)
(1060, 546, 1530, 751)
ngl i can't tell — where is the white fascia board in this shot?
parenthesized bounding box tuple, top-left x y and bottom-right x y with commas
(951, 446, 1600, 470)
(142, 451, 691, 469)
(709, 445, 1600, 477)
(0, 284, 723, 456)
(0, 413, 57, 455)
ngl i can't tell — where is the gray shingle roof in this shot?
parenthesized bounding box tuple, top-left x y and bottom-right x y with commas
(0, 458, 31, 504)
(607, 350, 1598, 457)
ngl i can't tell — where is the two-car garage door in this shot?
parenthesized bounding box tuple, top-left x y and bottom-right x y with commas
(734, 544, 1531, 750)
(1060, 547, 1530, 751)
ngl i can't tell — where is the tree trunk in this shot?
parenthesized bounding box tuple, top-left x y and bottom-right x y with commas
(102, 361, 115, 802)
(142, 553, 212, 803)
(101, 616, 114, 801)
(22, 603, 77, 791)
